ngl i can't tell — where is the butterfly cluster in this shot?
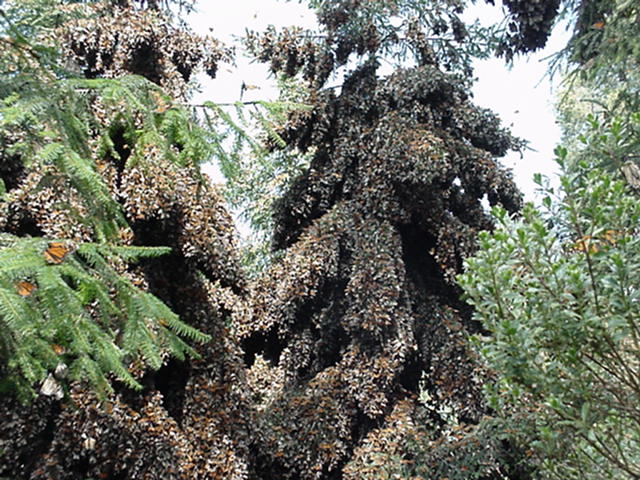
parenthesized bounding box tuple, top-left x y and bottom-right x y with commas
(60, 2, 231, 98)
(238, 4, 525, 478)
(495, 0, 562, 60)
(0, 1, 252, 478)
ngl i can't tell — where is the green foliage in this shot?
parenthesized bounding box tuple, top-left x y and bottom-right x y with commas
(0, 1, 124, 239)
(551, 0, 640, 115)
(0, 234, 210, 401)
(0, 0, 221, 401)
(0, 0, 72, 75)
(568, 0, 639, 75)
(209, 103, 311, 227)
(0, 0, 220, 239)
(202, 76, 312, 275)
(1, 72, 216, 239)
(459, 112, 640, 479)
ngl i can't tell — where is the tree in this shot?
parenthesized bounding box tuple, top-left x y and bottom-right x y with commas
(552, 0, 640, 133)
(235, 1, 532, 478)
(1, 1, 253, 478)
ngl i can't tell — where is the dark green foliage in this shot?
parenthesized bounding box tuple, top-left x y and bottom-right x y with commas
(405, 416, 535, 480)
(0, 68, 218, 238)
(569, 0, 613, 63)
(0, 0, 123, 240)
(568, 1, 639, 110)
(459, 4, 640, 475)
(209, 77, 313, 275)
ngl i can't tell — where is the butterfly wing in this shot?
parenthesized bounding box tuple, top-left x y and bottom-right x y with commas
(44, 242, 71, 264)
(17, 280, 37, 297)
(40, 373, 64, 400)
(622, 161, 640, 189)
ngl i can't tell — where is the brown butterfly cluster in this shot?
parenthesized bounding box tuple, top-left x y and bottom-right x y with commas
(237, 7, 524, 477)
(2, 1, 528, 479)
(59, 2, 231, 98)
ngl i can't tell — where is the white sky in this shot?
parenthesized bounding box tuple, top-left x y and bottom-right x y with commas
(188, 1, 569, 203)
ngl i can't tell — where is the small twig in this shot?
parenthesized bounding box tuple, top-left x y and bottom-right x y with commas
(186, 101, 264, 108)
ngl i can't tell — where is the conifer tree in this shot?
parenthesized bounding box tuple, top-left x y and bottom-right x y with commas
(0, 1, 253, 478)
(237, 1, 530, 478)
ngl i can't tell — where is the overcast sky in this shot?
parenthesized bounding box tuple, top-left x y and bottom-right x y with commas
(188, 1, 569, 203)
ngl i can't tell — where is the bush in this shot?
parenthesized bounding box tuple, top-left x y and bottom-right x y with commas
(459, 113, 640, 479)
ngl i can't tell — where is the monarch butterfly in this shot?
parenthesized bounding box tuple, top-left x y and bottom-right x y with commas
(44, 241, 72, 264)
(17, 280, 37, 297)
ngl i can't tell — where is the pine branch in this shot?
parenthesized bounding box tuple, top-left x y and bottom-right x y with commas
(0, 235, 209, 402)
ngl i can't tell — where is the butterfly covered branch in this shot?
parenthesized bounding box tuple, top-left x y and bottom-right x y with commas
(0, 234, 209, 400)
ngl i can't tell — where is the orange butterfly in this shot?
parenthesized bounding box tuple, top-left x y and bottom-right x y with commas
(44, 241, 72, 264)
(152, 90, 171, 113)
(16, 280, 37, 297)
(592, 21, 605, 30)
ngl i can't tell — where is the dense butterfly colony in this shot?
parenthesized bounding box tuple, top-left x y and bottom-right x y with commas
(0, 0, 552, 479)
(237, 1, 529, 478)
(0, 1, 252, 478)
(493, 0, 561, 60)
(60, 1, 230, 95)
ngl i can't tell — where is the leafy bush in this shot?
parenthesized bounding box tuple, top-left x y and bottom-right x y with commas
(460, 112, 640, 479)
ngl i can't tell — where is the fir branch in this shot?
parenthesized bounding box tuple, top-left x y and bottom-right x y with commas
(0, 235, 209, 402)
